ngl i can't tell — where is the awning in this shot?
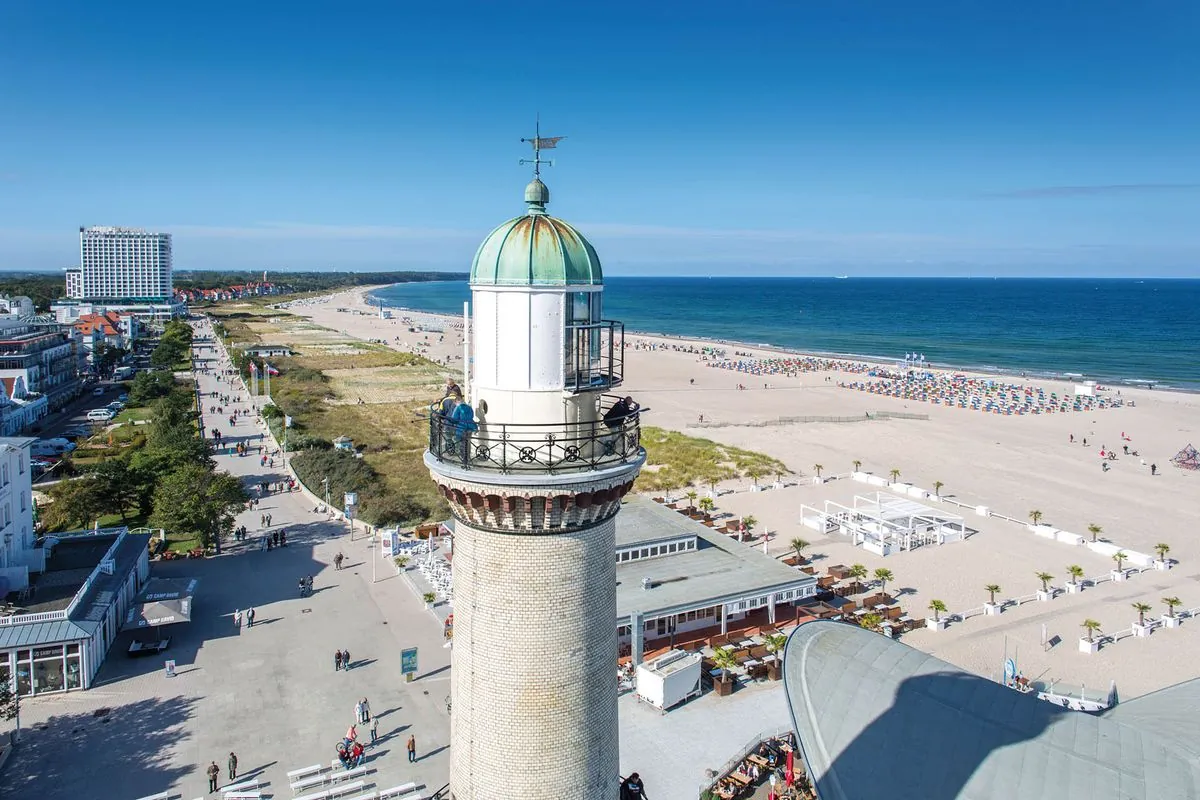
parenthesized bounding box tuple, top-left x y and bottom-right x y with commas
(123, 577, 199, 630)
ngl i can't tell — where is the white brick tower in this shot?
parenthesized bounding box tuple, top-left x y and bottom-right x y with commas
(425, 135, 644, 800)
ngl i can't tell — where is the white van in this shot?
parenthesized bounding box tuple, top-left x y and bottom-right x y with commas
(86, 408, 116, 423)
(32, 438, 77, 457)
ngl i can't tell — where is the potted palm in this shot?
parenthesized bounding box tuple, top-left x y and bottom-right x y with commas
(1066, 564, 1085, 594)
(812, 464, 824, 485)
(889, 468, 902, 485)
(932, 480, 944, 498)
(1132, 602, 1153, 637)
(1036, 571, 1054, 602)
(1154, 542, 1171, 571)
(698, 496, 715, 520)
(422, 591, 437, 610)
(1079, 619, 1102, 653)
(773, 470, 786, 490)
(1087, 523, 1102, 543)
(763, 633, 787, 680)
(927, 599, 948, 630)
(748, 468, 763, 493)
(859, 612, 883, 634)
(873, 568, 894, 599)
(740, 515, 757, 542)
(1162, 596, 1183, 628)
(851, 459, 862, 475)
(848, 564, 868, 595)
(394, 555, 410, 572)
(710, 647, 738, 696)
(788, 537, 809, 567)
(685, 490, 698, 513)
(984, 583, 1002, 615)
(1028, 510, 1043, 529)
(1111, 551, 1128, 582)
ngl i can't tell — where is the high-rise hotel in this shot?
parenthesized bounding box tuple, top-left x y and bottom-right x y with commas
(55, 227, 182, 322)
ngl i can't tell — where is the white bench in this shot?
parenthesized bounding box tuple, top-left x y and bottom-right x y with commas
(292, 773, 329, 793)
(224, 793, 261, 800)
(288, 764, 324, 781)
(328, 781, 366, 799)
(332, 766, 369, 783)
(293, 790, 331, 800)
(134, 793, 173, 800)
(377, 784, 417, 800)
(341, 793, 378, 800)
(224, 778, 261, 792)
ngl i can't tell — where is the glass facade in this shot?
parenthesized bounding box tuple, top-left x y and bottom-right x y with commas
(2, 642, 84, 697)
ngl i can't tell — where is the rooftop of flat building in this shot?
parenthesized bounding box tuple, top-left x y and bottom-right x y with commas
(7, 528, 142, 615)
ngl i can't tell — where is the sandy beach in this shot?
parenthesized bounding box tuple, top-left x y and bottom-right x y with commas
(281, 286, 1200, 699)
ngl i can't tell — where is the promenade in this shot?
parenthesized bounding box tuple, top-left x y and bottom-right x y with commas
(4, 324, 451, 800)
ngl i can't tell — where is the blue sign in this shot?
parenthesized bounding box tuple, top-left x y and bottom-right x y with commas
(401, 647, 418, 676)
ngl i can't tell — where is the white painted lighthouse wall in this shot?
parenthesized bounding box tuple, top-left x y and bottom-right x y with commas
(450, 516, 620, 800)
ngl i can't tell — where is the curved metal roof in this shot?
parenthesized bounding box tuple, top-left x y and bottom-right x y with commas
(469, 179, 603, 287)
(782, 620, 1200, 800)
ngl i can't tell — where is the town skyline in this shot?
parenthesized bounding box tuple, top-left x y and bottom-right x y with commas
(1, 2, 1197, 276)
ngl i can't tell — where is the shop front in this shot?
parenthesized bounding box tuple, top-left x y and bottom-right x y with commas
(1, 640, 86, 697)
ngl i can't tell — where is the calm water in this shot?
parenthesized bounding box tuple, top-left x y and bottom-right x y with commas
(370, 278, 1200, 390)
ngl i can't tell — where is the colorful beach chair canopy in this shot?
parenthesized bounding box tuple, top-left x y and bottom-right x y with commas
(783, 620, 1200, 800)
(470, 178, 603, 287)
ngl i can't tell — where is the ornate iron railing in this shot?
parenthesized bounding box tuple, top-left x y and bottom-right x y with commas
(428, 394, 643, 474)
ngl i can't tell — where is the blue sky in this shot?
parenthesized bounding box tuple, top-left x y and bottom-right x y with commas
(1, 1, 1197, 276)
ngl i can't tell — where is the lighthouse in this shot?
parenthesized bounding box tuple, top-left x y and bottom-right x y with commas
(424, 132, 644, 800)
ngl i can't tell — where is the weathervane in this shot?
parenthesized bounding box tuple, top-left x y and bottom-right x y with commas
(520, 115, 564, 179)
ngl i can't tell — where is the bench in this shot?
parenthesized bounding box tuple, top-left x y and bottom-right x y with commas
(328, 781, 366, 799)
(332, 766, 369, 783)
(288, 764, 324, 781)
(377, 783, 418, 799)
(223, 793, 261, 800)
(341, 794, 379, 800)
(293, 790, 330, 800)
(223, 778, 260, 792)
(293, 773, 329, 793)
(133, 793, 174, 800)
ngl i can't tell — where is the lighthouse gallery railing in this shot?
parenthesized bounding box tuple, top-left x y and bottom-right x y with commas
(428, 394, 643, 474)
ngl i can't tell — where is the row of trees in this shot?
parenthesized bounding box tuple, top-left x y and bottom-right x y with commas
(44, 375, 247, 550)
(175, 269, 465, 293)
(148, 319, 195, 369)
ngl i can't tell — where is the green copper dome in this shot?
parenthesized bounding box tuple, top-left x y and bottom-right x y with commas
(470, 178, 603, 287)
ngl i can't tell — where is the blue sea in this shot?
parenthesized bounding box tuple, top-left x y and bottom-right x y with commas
(370, 278, 1200, 391)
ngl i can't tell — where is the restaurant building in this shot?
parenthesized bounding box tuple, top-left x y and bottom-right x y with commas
(0, 527, 150, 697)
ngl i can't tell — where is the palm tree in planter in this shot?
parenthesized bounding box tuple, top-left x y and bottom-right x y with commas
(1132, 602, 1152, 628)
(1087, 523, 1102, 542)
(1029, 510, 1043, 527)
(1112, 551, 1128, 574)
(984, 583, 1002, 606)
(932, 481, 944, 498)
(1036, 572, 1054, 596)
(747, 468, 763, 491)
(928, 599, 948, 629)
(393, 555, 410, 571)
(685, 490, 698, 512)
(1081, 618, 1102, 644)
(1155, 542, 1171, 565)
(873, 568, 895, 597)
(763, 633, 787, 680)
(789, 537, 809, 566)
(1067, 564, 1085, 587)
(852, 459, 862, 473)
(1163, 596, 1182, 622)
(705, 472, 723, 498)
(859, 612, 883, 632)
(889, 468, 902, 483)
(422, 592, 437, 609)
(812, 464, 824, 480)
(710, 647, 739, 695)
(741, 515, 758, 541)
(848, 564, 868, 595)
(698, 496, 715, 517)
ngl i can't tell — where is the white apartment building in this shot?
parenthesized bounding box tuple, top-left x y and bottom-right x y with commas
(73, 226, 173, 302)
(0, 438, 39, 592)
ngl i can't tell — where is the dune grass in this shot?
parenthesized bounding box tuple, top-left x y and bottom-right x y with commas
(636, 426, 789, 493)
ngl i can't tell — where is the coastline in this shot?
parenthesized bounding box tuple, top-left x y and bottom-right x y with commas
(365, 283, 1197, 394)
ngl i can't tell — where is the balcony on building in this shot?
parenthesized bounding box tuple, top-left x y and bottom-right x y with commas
(428, 392, 642, 475)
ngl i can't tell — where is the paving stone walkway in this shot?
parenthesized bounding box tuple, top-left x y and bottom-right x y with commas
(4, 325, 451, 800)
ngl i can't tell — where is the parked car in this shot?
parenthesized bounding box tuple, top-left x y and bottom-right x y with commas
(32, 438, 77, 457)
(117, 393, 129, 402)
(92, 387, 105, 396)
(86, 409, 115, 422)
(107, 401, 125, 411)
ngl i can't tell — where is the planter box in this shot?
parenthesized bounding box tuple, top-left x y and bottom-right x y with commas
(1111, 569, 1127, 582)
(927, 618, 948, 631)
(1066, 581, 1083, 594)
(766, 662, 781, 681)
(1079, 638, 1100, 654)
(1162, 615, 1181, 629)
(1133, 622, 1153, 638)
(773, 481, 785, 490)
(751, 484, 763, 493)
(713, 678, 734, 696)
(1155, 559, 1171, 571)
(1037, 590, 1053, 602)
(811, 476, 823, 486)
(984, 603, 1001, 616)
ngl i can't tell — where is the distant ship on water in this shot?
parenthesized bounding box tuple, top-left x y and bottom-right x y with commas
(835, 275, 849, 279)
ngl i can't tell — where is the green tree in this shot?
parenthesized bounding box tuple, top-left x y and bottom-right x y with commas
(685, 490, 698, 510)
(43, 477, 108, 531)
(711, 647, 738, 688)
(1163, 597, 1182, 619)
(789, 537, 809, 563)
(763, 633, 787, 655)
(859, 612, 883, 631)
(1132, 602, 1152, 626)
(873, 568, 894, 595)
(1067, 564, 1085, 586)
(747, 467, 762, 488)
(848, 564, 868, 594)
(928, 599, 947, 622)
(1112, 551, 1128, 571)
(0, 674, 16, 722)
(1155, 543, 1171, 562)
(933, 480, 944, 497)
(128, 370, 176, 404)
(698, 496, 714, 515)
(741, 515, 758, 539)
(812, 464, 824, 478)
(889, 468, 901, 482)
(1036, 571, 1054, 593)
(985, 584, 1001, 604)
(1081, 619, 1102, 643)
(149, 464, 248, 553)
(1029, 510, 1043, 526)
(91, 458, 142, 521)
(1087, 523, 1102, 542)
(851, 459, 862, 473)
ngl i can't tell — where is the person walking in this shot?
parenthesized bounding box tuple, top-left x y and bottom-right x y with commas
(354, 699, 364, 724)
(369, 715, 379, 744)
(234, 609, 242, 629)
(246, 607, 256, 628)
(335, 650, 343, 671)
(360, 697, 371, 722)
(342, 648, 351, 670)
(406, 734, 417, 763)
(266, 513, 272, 527)
(206, 761, 220, 793)
(227, 751, 238, 781)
